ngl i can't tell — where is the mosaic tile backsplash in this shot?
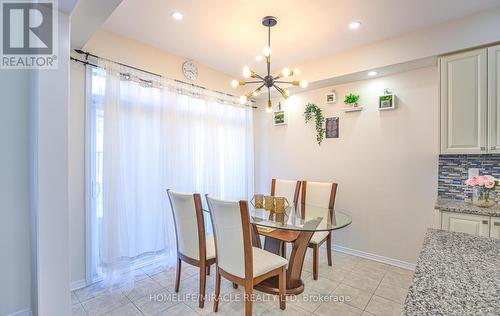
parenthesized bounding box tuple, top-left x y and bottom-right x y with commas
(438, 154, 500, 202)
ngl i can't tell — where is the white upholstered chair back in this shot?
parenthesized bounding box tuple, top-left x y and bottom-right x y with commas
(206, 196, 246, 278)
(167, 190, 201, 260)
(303, 181, 335, 209)
(273, 179, 300, 205)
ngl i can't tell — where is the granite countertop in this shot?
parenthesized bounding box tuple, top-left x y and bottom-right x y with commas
(403, 228, 500, 315)
(435, 197, 500, 217)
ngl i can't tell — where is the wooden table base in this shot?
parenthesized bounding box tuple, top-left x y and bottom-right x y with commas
(254, 230, 314, 295)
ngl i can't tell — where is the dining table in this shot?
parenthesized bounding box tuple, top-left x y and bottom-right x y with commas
(204, 200, 352, 295)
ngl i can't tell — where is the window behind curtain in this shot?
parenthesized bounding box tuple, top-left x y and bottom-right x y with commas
(87, 65, 254, 283)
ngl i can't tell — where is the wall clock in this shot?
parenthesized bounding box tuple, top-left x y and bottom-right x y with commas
(182, 61, 198, 81)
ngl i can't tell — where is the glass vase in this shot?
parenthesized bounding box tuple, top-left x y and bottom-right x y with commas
(472, 186, 497, 208)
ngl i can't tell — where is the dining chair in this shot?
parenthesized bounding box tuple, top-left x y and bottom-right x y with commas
(270, 179, 301, 257)
(271, 179, 301, 205)
(206, 195, 287, 316)
(167, 189, 216, 308)
(301, 181, 338, 280)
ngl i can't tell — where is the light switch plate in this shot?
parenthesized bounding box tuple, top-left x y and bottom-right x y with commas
(468, 168, 479, 179)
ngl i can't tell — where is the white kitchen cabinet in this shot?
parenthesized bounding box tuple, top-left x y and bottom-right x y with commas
(441, 211, 490, 237)
(490, 218, 500, 239)
(488, 44, 500, 154)
(440, 48, 488, 154)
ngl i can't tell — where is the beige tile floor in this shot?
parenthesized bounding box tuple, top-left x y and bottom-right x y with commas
(72, 247, 413, 316)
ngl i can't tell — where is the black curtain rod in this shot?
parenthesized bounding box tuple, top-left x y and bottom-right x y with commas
(72, 49, 252, 103)
(74, 49, 161, 77)
(71, 56, 97, 68)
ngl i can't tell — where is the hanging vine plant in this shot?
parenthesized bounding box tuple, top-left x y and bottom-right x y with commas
(304, 103, 326, 145)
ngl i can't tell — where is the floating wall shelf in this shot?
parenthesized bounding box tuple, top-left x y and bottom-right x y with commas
(343, 106, 364, 112)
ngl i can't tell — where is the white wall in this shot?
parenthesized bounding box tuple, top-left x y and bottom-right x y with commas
(33, 11, 71, 316)
(69, 62, 87, 287)
(0, 71, 32, 315)
(254, 67, 440, 265)
(0, 8, 75, 316)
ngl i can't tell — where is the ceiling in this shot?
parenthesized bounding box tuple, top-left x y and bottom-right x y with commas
(71, 0, 123, 49)
(103, 0, 500, 78)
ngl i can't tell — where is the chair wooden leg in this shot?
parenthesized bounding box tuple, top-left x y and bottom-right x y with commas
(175, 257, 182, 292)
(199, 262, 206, 308)
(279, 267, 286, 310)
(214, 269, 221, 312)
(313, 245, 319, 280)
(326, 234, 332, 266)
(244, 283, 253, 316)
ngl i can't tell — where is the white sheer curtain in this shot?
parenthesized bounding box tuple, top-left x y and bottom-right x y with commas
(163, 87, 254, 200)
(91, 60, 254, 289)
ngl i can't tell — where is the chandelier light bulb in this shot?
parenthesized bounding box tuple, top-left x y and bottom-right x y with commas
(231, 79, 239, 88)
(299, 80, 308, 88)
(282, 68, 291, 77)
(266, 106, 273, 113)
(285, 89, 290, 96)
(242, 66, 251, 78)
(293, 68, 301, 76)
(256, 55, 263, 61)
(239, 95, 248, 104)
(263, 46, 271, 57)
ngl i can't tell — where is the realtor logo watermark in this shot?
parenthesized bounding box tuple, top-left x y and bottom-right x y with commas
(1, 0, 57, 69)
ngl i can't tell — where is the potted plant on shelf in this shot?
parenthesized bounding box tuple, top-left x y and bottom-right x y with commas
(466, 175, 499, 207)
(344, 93, 360, 107)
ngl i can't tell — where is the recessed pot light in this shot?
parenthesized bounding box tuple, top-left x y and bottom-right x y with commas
(349, 21, 361, 29)
(368, 71, 377, 76)
(171, 11, 183, 20)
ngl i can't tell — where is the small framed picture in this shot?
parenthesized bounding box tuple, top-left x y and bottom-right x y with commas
(326, 117, 339, 138)
(273, 110, 287, 125)
(379, 94, 396, 110)
(326, 91, 337, 104)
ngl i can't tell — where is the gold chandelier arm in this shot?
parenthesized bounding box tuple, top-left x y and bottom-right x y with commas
(250, 70, 260, 79)
(267, 86, 272, 108)
(273, 84, 288, 99)
(244, 80, 265, 84)
(266, 55, 271, 77)
(253, 73, 265, 80)
(246, 84, 265, 98)
(273, 84, 284, 94)
(274, 80, 293, 84)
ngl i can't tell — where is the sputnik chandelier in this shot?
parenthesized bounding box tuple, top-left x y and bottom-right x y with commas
(231, 16, 308, 111)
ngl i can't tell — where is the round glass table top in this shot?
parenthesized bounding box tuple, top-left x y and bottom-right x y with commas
(204, 202, 352, 232)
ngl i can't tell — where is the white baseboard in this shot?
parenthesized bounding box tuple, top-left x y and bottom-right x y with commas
(333, 245, 416, 271)
(71, 279, 88, 291)
(7, 308, 32, 316)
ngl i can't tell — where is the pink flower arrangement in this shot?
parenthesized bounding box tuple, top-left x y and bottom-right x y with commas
(466, 175, 499, 189)
(466, 175, 499, 207)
